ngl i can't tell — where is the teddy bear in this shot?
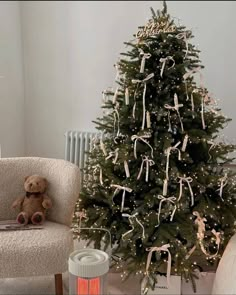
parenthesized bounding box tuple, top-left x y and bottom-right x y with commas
(11, 175, 52, 225)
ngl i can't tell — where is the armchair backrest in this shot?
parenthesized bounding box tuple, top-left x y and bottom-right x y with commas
(0, 157, 80, 226)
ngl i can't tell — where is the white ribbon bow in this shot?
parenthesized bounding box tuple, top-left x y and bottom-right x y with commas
(159, 56, 175, 78)
(145, 244, 172, 287)
(207, 140, 219, 160)
(176, 31, 190, 58)
(183, 67, 204, 103)
(122, 212, 145, 240)
(216, 173, 228, 200)
(111, 184, 132, 212)
(131, 134, 154, 159)
(164, 93, 184, 132)
(139, 49, 152, 73)
(106, 148, 119, 164)
(156, 195, 177, 227)
(165, 141, 182, 180)
(132, 73, 154, 130)
(178, 176, 194, 206)
(137, 155, 155, 182)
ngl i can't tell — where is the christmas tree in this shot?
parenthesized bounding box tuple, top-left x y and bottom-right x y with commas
(77, 2, 236, 292)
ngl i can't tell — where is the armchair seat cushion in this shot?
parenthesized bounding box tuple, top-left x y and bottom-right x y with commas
(0, 221, 73, 278)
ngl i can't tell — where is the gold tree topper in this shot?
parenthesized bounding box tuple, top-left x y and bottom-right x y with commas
(136, 19, 176, 39)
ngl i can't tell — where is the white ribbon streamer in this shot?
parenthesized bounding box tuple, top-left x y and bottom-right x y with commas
(156, 195, 177, 227)
(132, 73, 154, 130)
(93, 165, 103, 185)
(207, 140, 219, 160)
(176, 31, 189, 58)
(131, 133, 154, 159)
(165, 141, 182, 180)
(137, 155, 155, 182)
(145, 244, 172, 287)
(201, 95, 206, 130)
(159, 56, 175, 78)
(111, 184, 132, 212)
(216, 173, 228, 200)
(164, 93, 184, 132)
(139, 49, 152, 73)
(178, 176, 194, 206)
(100, 138, 107, 156)
(106, 148, 119, 164)
(122, 212, 145, 240)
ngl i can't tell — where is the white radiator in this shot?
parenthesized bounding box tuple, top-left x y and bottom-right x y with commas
(64, 131, 102, 184)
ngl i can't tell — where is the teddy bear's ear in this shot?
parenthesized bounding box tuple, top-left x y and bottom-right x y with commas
(25, 176, 30, 181)
(43, 178, 48, 187)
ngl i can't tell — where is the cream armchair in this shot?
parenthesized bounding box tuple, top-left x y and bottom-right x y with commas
(0, 157, 80, 295)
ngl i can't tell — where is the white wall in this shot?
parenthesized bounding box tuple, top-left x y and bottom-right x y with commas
(0, 1, 25, 157)
(20, 1, 236, 159)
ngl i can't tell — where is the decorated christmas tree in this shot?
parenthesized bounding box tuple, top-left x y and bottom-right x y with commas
(76, 2, 236, 292)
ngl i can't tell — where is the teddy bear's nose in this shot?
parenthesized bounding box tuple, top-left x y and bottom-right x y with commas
(30, 183, 33, 187)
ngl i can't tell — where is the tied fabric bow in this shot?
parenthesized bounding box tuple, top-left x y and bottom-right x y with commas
(145, 244, 172, 287)
(111, 184, 132, 212)
(131, 134, 154, 159)
(132, 73, 154, 130)
(216, 173, 228, 200)
(106, 148, 119, 164)
(176, 31, 190, 58)
(137, 155, 155, 182)
(178, 176, 194, 206)
(155, 195, 177, 227)
(207, 140, 220, 160)
(122, 212, 145, 240)
(159, 56, 175, 78)
(164, 93, 184, 132)
(139, 49, 152, 73)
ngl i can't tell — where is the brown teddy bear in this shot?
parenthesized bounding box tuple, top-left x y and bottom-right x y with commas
(11, 175, 52, 225)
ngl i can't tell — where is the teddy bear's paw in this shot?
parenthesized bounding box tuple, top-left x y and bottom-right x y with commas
(17, 212, 28, 225)
(31, 212, 45, 225)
